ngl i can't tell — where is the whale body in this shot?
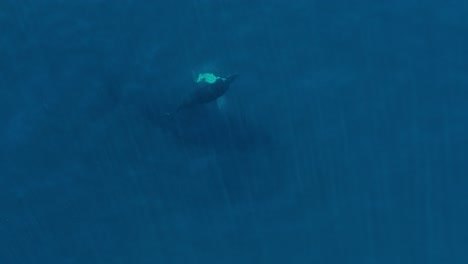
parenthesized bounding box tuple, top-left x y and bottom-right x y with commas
(176, 73, 239, 112)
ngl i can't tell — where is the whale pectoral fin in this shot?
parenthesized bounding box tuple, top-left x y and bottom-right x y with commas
(216, 96, 227, 111)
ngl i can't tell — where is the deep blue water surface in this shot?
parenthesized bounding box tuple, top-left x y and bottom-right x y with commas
(1, 1, 468, 263)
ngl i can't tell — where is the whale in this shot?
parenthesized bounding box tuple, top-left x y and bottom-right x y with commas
(176, 73, 239, 112)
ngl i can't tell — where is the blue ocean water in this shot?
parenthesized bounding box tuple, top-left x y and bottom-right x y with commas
(1, 0, 468, 263)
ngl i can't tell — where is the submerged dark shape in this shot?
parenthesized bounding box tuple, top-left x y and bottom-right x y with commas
(145, 72, 269, 152)
(176, 73, 239, 112)
(170, 107, 271, 152)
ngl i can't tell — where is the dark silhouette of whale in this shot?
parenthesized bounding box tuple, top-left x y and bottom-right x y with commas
(176, 73, 239, 112)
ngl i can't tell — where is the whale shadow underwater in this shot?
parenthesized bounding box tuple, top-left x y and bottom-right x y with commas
(169, 106, 270, 152)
